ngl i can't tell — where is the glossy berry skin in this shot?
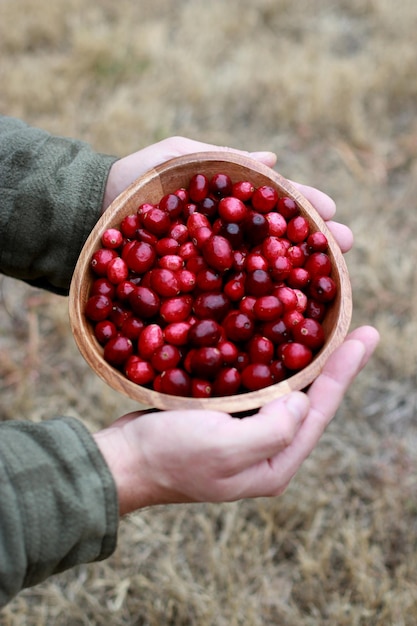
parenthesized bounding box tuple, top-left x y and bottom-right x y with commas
(292, 318, 325, 350)
(85, 294, 113, 322)
(251, 185, 278, 213)
(86, 173, 338, 399)
(160, 368, 192, 396)
(124, 356, 155, 385)
(241, 363, 274, 391)
(103, 335, 133, 366)
(281, 342, 313, 371)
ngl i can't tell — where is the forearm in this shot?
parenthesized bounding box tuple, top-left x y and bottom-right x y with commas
(0, 115, 117, 294)
(0, 416, 119, 607)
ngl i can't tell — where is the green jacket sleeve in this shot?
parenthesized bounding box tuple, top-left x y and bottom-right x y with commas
(0, 115, 118, 294)
(0, 416, 119, 607)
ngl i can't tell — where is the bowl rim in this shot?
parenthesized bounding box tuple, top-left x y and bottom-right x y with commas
(69, 151, 352, 413)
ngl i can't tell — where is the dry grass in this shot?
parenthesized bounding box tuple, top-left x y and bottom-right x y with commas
(1, 0, 417, 624)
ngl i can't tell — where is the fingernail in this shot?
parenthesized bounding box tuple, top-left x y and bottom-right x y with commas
(284, 392, 309, 422)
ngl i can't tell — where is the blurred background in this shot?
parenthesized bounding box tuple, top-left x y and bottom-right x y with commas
(1, 1, 417, 624)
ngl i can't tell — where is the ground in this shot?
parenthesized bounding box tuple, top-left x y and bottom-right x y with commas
(1, 1, 417, 624)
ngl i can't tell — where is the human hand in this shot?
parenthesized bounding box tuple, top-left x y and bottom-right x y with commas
(102, 137, 351, 254)
(102, 136, 277, 210)
(94, 325, 379, 516)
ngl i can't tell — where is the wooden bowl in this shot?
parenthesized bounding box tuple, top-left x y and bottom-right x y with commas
(69, 152, 352, 413)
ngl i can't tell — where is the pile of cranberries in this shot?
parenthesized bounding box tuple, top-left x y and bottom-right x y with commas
(84, 172, 337, 398)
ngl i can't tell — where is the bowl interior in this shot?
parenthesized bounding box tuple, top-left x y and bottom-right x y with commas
(69, 152, 352, 413)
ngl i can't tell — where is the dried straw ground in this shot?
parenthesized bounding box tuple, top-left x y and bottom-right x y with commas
(1, 0, 417, 624)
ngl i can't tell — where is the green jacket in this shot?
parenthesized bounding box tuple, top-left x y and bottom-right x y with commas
(0, 115, 120, 606)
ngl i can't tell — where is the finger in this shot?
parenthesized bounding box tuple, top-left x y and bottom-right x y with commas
(217, 391, 310, 475)
(269, 326, 380, 474)
(325, 220, 354, 253)
(289, 181, 336, 221)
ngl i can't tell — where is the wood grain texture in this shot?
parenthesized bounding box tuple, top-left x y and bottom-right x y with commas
(69, 152, 352, 412)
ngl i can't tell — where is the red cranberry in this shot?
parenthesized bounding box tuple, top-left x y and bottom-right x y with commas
(120, 213, 140, 238)
(247, 335, 274, 364)
(193, 292, 230, 321)
(103, 335, 133, 367)
(232, 180, 254, 202)
(90, 248, 118, 276)
(253, 295, 284, 321)
(125, 241, 156, 275)
(85, 294, 113, 322)
(277, 196, 298, 219)
(218, 196, 248, 223)
(90, 277, 116, 300)
(286, 216, 310, 243)
(191, 379, 213, 398)
(94, 319, 117, 344)
(137, 323, 164, 360)
(188, 173, 209, 202)
(149, 268, 180, 298)
(292, 318, 325, 351)
(164, 321, 191, 346)
(124, 355, 155, 386)
(309, 275, 337, 303)
(223, 311, 254, 342)
(202, 235, 234, 273)
(241, 363, 274, 390)
(160, 368, 192, 396)
(212, 367, 241, 396)
(191, 346, 223, 379)
(304, 252, 332, 278)
(101, 228, 123, 249)
(251, 185, 278, 213)
(128, 286, 160, 318)
(151, 344, 182, 372)
(159, 193, 183, 219)
(107, 257, 128, 284)
(160, 295, 193, 323)
(281, 342, 313, 370)
(210, 172, 233, 197)
(307, 231, 328, 252)
(245, 270, 273, 297)
(188, 318, 221, 347)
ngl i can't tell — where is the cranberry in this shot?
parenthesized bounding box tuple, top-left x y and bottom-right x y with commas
(128, 286, 160, 318)
(136, 228, 158, 246)
(232, 180, 254, 202)
(265, 211, 287, 237)
(107, 256, 128, 284)
(247, 335, 274, 364)
(137, 323, 164, 360)
(223, 311, 254, 342)
(304, 252, 332, 278)
(151, 344, 182, 372)
(191, 346, 223, 379)
(280, 342, 313, 371)
(270, 256, 292, 282)
(305, 298, 326, 321)
(101, 228, 123, 249)
(210, 172, 233, 197)
(188, 318, 221, 347)
(120, 213, 140, 238)
(260, 319, 290, 345)
(251, 185, 278, 213)
(160, 368, 192, 396)
(277, 196, 298, 220)
(243, 211, 269, 245)
(275, 286, 298, 311)
(176, 269, 197, 293)
(160, 295, 193, 323)
(121, 316, 144, 340)
(292, 318, 325, 351)
(164, 321, 191, 346)
(253, 295, 283, 321)
(125, 241, 156, 275)
(246, 269, 273, 297)
(124, 356, 155, 386)
(188, 173, 209, 202)
(307, 231, 328, 252)
(85, 294, 113, 322)
(218, 339, 239, 365)
(192, 379, 213, 398)
(309, 275, 337, 303)
(116, 280, 135, 302)
(94, 319, 117, 344)
(270, 359, 287, 383)
(90, 277, 116, 300)
(286, 216, 310, 243)
(218, 196, 248, 223)
(158, 254, 184, 272)
(198, 196, 218, 219)
(287, 267, 310, 289)
(90, 248, 118, 276)
(104, 335, 133, 367)
(212, 367, 241, 396)
(155, 237, 180, 257)
(159, 193, 183, 219)
(241, 363, 274, 391)
(193, 292, 230, 321)
(149, 268, 180, 297)
(202, 235, 233, 273)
